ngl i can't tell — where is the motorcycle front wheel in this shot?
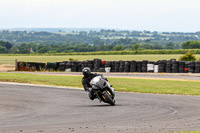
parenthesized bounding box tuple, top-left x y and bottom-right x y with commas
(103, 91, 115, 106)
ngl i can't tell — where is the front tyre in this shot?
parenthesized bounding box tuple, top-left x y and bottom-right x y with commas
(103, 91, 115, 106)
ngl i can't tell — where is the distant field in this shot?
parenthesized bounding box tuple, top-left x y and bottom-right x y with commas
(1, 54, 200, 63)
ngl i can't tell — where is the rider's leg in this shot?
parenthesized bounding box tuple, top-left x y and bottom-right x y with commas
(88, 90, 96, 100)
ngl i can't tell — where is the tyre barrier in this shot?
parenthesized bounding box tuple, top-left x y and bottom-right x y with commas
(195, 61, 200, 73)
(130, 61, 137, 72)
(154, 65, 159, 73)
(17, 62, 46, 71)
(142, 60, 148, 72)
(16, 59, 200, 73)
(147, 62, 154, 72)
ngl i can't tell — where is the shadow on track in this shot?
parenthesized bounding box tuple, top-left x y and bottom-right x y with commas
(77, 103, 123, 107)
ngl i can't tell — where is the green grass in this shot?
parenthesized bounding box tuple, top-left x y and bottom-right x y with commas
(1, 54, 200, 63)
(173, 131, 200, 133)
(0, 73, 200, 95)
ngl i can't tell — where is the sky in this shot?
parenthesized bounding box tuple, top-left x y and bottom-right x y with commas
(0, 0, 200, 32)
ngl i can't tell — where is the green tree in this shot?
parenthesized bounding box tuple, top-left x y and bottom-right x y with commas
(165, 42, 176, 49)
(113, 45, 124, 51)
(10, 45, 19, 53)
(0, 45, 8, 53)
(0, 40, 12, 49)
(182, 41, 200, 49)
(37, 46, 50, 53)
(17, 43, 31, 54)
(132, 43, 140, 51)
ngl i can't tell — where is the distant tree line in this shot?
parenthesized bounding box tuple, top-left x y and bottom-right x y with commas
(0, 30, 200, 46)
(0, 29, 200, 54)
(0, 40, 200, 54)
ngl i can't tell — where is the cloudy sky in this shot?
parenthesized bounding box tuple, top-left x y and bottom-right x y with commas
(0, 0, 199, 32)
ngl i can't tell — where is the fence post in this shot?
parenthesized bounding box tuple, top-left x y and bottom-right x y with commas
(15, 59, 18, 71)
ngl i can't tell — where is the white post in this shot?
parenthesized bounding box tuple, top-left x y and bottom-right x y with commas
(15, 59, 18, 71)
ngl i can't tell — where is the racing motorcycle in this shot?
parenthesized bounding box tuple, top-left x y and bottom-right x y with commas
(90, 76, 115, 106)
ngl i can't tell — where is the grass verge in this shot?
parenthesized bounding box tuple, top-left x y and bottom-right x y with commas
(173, 131, 200, 133)
(0, 73, 200, 95)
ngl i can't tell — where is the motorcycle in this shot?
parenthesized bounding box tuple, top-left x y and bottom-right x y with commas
(90, 76, 115, 106)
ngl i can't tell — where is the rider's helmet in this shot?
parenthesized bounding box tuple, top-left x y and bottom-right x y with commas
(82, 67, 91, 77)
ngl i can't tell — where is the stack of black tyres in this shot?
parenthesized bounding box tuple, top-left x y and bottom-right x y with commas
(66, 62, 72, 69)
(105, 61, 111, 68)
(137, 61, 142, 72)
(188, 61, 195, 73)
(184, 61, 189, 73)
(111, 61, 116, 72)
(119, 61, 125, 72)
(178, 61, 185, 73)
(195, 61, 200, 73)
(166, 60, 172, 73)
(35, 63, 45, 71)
(46, 63, 56, 71)
(142, 60, 148, 72)
(101, 62, 105, 68)
(124, 61, 130, 72)
(55, 62, 61, 70)
(59, 62, 66, 71)
(87, 60, 94, 71)
(114, 61, 120, 72)
(93, 59, 102, 72)
(172, 61, 179, 73)
(20, 59, 200, 73)
(82, 61, 88, 70)
(71, 61, 78, 72)
(100, 60, 105, 72)
(77, 62, 83, 72)
(159, 60, 166, 72)
(130, 61, 137, 72)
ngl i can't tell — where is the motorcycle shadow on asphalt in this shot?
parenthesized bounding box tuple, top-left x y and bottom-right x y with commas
(77, 103, 124, 107)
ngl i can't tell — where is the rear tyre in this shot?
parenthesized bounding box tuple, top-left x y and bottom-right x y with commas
(103, 91, 115, 106)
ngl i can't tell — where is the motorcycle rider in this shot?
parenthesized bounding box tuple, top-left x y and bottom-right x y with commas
(81, 67, 114, 100)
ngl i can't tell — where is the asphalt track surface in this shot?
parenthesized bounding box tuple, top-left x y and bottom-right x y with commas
(0, 83, 200, 133)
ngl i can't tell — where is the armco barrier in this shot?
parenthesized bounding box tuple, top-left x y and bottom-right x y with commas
(16, 59, 200, 73)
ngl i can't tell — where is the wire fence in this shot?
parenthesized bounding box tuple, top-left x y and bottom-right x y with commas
(0, 59, 17, 71)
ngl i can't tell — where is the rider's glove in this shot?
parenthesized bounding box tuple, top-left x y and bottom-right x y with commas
(101, 75, 108, 81)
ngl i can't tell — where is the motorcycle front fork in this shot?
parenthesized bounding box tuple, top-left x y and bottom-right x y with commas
(95, 91, 102, 103)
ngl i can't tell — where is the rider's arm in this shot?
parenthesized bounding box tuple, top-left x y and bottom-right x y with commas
(98, 74, 108, 81)
(81, 78, 90, 91)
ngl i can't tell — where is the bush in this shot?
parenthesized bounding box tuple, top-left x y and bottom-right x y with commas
(68, 58, 78, 61)
(179, 52, 197, 61)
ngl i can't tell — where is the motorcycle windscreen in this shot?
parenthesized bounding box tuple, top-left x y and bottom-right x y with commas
(90, 76, 101, 86)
